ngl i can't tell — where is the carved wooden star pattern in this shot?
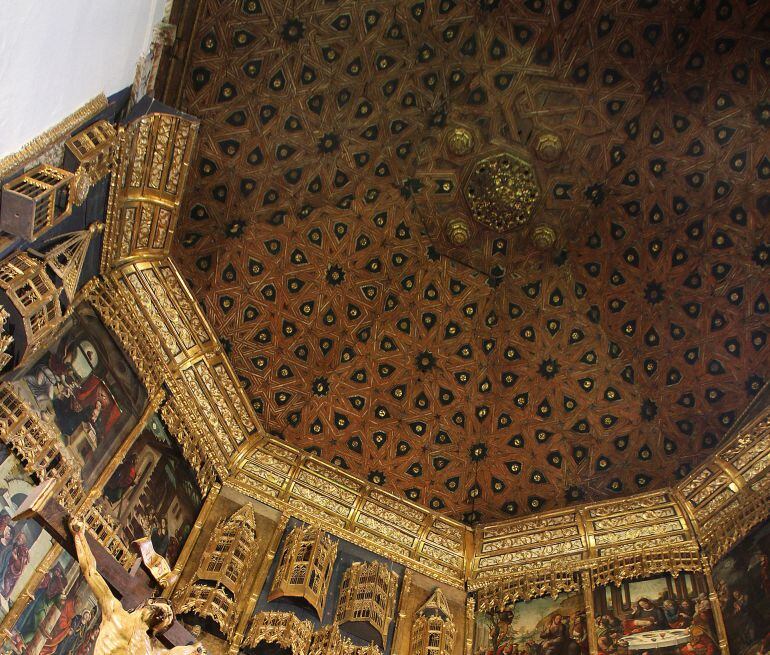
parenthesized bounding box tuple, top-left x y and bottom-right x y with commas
(168, 0, 770, 522)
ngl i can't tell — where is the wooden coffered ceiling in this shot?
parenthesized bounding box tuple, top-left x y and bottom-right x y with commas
(160, 0, 770, 523)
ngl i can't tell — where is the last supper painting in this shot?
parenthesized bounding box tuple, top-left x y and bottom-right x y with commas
(10, 303, 147, 490)
(593, 573, 720, 655)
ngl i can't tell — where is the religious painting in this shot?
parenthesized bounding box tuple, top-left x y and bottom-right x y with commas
(10, 303, 147, 490)
(99, 414, 202, 565)
(0, 443, 54, 621)
(593, 572, 720, 655)
(3, 550, 101, 655)
(473, 591, 588, 655)
(712, 517, 770, 655)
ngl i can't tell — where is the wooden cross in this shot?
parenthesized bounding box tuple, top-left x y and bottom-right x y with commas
(14, 478, 197, 648)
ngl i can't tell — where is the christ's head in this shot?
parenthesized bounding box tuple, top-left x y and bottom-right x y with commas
(139, 597, 174, 635)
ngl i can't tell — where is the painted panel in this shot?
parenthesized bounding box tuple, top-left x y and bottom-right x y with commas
(473, 592, 588, 655)
(713, 517, 770, 655)
(100, 413, 203, 565)
(11, 303, 147, 490)
(0, 444, 54, 621)
(593, 573, 720, 655)
(3, 551, 101, 655)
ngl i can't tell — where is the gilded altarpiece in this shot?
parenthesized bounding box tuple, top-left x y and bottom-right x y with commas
(2, 31, 770, 655)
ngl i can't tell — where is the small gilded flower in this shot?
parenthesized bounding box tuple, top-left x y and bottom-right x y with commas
(463, 510, 481, 525)
(566, 486, 584, 502)
(326, 264, 345, 286)
(399, 177, 424, 199)
(752, 242, 770, 268)
(415, 350, 436, 372)
(756, 102, 770, 127)
(224, 219, 245, 238)
(646, 71, 665, 98)
(643, 280, 665, 304)
(538, 357, 560, 380)
(281, 18, 305, 43)
(368, 470, 386, 485)
(317, 133, 340, 154)
(469, 442, 488, 462)
(312, 376, 329, 397)
(584, 183, 605, 206)
(746, 374, 764, 396)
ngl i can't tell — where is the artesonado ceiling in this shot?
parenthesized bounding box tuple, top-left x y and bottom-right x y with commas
(164, 0, 770, 523)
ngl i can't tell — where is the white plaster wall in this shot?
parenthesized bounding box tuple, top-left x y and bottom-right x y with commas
(0, 0, 168, 158)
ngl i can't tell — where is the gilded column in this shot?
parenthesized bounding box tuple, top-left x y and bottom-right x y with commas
(227, 512, 289, 655)
(162, 482, 222, 599)
(702, 559, 730, 655)
(464, 595, 475, 655)
(581, 570, 598, 655)
(389, 569, 413, 655)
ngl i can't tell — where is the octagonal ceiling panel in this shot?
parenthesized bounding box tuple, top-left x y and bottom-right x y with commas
(167, 0, 770, 523)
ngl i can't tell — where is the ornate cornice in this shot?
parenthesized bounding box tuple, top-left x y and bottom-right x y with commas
(228, 440, 468, 587)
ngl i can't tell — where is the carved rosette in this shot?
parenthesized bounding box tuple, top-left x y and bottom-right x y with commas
(446, 127, 474, 156)
(445, 217, 471, 245)
(463, 151, 540, 232)
(535, 133, 563, 162)
(531, 225, 557, 250)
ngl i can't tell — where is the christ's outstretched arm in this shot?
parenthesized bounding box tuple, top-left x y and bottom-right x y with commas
(70, 519, 121, 619)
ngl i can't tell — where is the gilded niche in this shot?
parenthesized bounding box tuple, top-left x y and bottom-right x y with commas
(175, 505, 259, 637)
(410, 589, 455, 655)
(268, 524, 338, 619)
(335, 561, 398, 647)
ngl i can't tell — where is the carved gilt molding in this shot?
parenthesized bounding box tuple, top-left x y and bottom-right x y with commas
(101, 111, 199, 270)
(229, 440, 468, 587)
(0, 94, 108, 180)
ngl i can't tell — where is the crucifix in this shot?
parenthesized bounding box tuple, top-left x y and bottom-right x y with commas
(14, 477, 199, 649)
